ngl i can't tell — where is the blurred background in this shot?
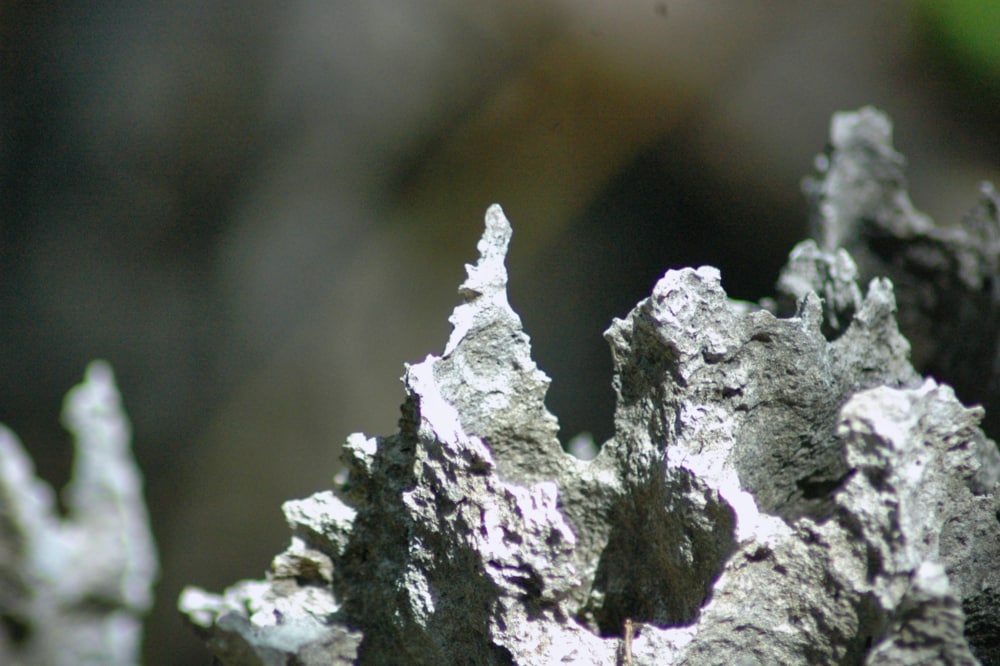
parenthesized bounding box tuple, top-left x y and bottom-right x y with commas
(2, 1, 998, 663)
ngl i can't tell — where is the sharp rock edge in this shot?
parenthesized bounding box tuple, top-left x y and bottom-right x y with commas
(181, 114, 1000, 664)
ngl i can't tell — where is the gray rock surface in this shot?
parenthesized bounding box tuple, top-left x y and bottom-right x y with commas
(0, 362, 159, 666)
(804, 106, 1000, 438)
(180, 111, 1000, 664)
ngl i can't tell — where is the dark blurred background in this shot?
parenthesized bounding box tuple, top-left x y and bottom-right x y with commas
(1, 1, 998, 664)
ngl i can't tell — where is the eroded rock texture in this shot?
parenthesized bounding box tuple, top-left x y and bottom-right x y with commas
(803, 106, 1000, 439)
(180, 110, 1000, 665)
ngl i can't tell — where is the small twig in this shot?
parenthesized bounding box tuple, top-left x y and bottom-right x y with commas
(621, 617, 636, 666)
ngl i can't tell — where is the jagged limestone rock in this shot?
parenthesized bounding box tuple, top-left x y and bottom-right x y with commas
(805, 106, 1000, 440)
(181, 112, 1000, 664)
(0, 361, 159, 666)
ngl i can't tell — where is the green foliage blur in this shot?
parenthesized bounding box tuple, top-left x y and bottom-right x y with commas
(918, 0, 1000, 95)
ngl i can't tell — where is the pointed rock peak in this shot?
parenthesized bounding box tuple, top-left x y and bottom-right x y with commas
(402, 205, 562, 484)
(459, 203, 512, 299)
(445, 204, 515, 357)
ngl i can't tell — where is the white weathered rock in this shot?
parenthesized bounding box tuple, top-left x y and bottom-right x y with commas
(180, 115, 1000, 664)
(0, 362, 159, 666)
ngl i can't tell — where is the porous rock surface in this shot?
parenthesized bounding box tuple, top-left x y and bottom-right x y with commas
(180, 111, 1000, 665)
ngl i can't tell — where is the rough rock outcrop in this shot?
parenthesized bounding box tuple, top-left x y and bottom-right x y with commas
(0, 362, 158, 666)
(180, 110, 1000, 665)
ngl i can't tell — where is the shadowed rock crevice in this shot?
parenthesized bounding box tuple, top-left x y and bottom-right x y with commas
(583, 469, 736, 636)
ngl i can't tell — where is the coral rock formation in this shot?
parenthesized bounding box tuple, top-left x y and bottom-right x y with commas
(181, 110, 1000, 665)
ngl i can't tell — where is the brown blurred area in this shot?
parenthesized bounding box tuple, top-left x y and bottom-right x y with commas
(1, 1, 998, 663)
